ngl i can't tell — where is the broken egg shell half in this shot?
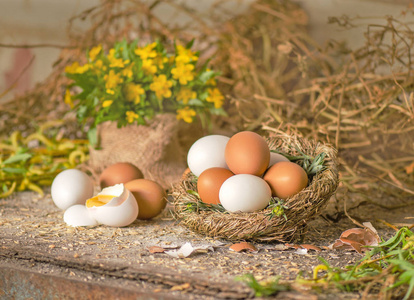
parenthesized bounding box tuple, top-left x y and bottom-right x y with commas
(63, 204, 98, 227)
(86, 184, 138, 227)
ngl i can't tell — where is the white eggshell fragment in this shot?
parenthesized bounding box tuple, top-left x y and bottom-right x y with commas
(219, 174, 271, 213)
(87, 184, 138, 227)
(63, 205, 98, 227)
(51, 169, 94, 210)
(268, 152, 290, 168)
(187, 135, 230, 177)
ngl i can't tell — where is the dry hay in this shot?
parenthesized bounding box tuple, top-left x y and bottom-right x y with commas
(217, 9, 414, 197)
(0, 0, 413, 199)
(171, 133, 339, 242)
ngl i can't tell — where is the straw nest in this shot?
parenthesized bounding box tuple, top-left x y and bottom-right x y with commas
(171, 133, 339, 243)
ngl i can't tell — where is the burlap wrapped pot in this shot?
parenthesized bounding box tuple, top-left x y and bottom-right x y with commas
(88, 113, 192, 189)
(171, 133, 339, 243)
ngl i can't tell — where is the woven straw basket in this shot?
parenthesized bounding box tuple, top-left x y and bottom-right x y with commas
(171, 133, 339, 243)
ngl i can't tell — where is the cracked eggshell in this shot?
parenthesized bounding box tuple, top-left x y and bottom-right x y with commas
(86, 184, 138, 227)
(63, 204, 98, 227)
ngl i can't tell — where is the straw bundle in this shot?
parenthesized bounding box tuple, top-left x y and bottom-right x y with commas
(171, 133, 339, 242)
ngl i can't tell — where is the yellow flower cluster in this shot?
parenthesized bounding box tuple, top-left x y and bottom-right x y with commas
(124, 83, 145, 104)
(206, 88, 225, 109)
(177, 87, 197, 104)
(176, 107, 196, 123)
(150, 75, 173, 100)
(64, 40, 225, 127)
(65, 62, 90, 74)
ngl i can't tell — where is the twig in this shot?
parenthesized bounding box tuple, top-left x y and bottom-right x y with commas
(0, 43, 75, 49)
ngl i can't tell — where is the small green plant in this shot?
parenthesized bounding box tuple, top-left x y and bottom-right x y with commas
(271, 148, 327, 179)
(236, 274, 290, 297)
(184, 190, 228, 213)
(0, 122, 89, 198)
(266, 197, 288, 220)
(64, 39, 226, 137)
(237, 228, 414, 299)
(304, 227, 414, 299)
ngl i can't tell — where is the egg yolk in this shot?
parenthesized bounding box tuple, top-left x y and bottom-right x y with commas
(86, 194, 115, 208)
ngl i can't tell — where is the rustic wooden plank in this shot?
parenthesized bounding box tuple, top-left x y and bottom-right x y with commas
(0, 244, 252, 299)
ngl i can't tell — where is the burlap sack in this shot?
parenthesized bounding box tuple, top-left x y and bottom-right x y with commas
(88, 113, 192, 189)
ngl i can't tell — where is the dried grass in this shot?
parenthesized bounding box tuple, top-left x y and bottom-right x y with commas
(171, 133, 339, 242)
(0, 0, 413, 199)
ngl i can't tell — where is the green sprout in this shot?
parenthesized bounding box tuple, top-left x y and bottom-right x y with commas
(266, 197, 288, 221)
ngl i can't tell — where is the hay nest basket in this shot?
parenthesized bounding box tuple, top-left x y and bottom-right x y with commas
(171, 133, 339, 243)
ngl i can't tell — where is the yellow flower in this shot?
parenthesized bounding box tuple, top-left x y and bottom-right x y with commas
(77, 64, 90, 74)
(102, 100, 113, 108)
(89, 45, 102, 61)
(142, 59, 157, 75)
(65, 61, 90, 74)
(206, 88, 224, 108)
(94, 59, 104, 69)
(107, 49, 129, 68)
(153, 55, 168, 70)
(124, 83, 145, 104)
(122, 63, 134, 78)
(175, 45, 198, 64)
(64, 89, 74, 109)
(126, 111, 139, 123)
(149, 74, 173, 100)
(104, 70, 123, 91)
(134, 42, 157, 60)
(171, 63, 194, 85)
(65, 62, 80, 74)
(177, 87, 196, 104)
(206, 77, 217, 86)
(176, 107, 196, 123)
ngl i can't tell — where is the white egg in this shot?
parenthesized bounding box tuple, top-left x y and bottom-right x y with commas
(187, 135, 230, 177)
(219, 174, 271, 213)
(63, 204, 98, 227)
(268, 152, 290, 168)
(51, 169, 95, 210)
(86, 184, 138, 227)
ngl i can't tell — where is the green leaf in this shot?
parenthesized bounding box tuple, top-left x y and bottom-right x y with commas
(198, 70, 215, 83)
(187, 98, 204, 106)
(209, 107, 228, 116)
(389, 259, 414, 271)
(87, 127, 98, 148)
(197, 90, 209, 100)
(76, 105, 88, 121)
(185, 39, 195, 49)
(2, 167, 27, 174)
(236, 274, 290, 297)
(186, 190, 200, 197)
(2, 153, 32, 165)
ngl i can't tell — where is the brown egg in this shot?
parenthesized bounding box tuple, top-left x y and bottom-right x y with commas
(124, 179, 166, 220)
(263, 161, 308, 199)
(225, 131, 270, 176)
(197, 167, 234, 205)
(99, 162, 143, 189)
